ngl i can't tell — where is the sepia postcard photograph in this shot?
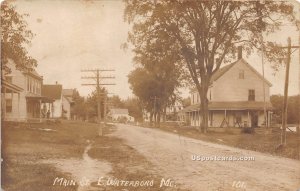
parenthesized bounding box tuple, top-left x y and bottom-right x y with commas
(1, 0, 300, 190)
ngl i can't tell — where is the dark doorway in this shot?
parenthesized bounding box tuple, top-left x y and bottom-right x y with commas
(250, 111, 258, 128)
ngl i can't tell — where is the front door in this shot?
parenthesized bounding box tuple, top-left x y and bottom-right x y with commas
(250, 111, 258, 128)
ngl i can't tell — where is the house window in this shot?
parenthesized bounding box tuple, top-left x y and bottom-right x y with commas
(6, 99, 12, 113)
(248, 89, 255, 101)
(239, 70, 244, 79)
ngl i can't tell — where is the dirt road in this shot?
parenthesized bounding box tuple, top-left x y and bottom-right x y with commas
(113, 124, 300, 191)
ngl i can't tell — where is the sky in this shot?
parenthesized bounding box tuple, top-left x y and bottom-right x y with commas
(12, 0, 300, 99)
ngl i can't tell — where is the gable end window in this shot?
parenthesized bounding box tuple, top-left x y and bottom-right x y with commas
(248, 89, 255, 101)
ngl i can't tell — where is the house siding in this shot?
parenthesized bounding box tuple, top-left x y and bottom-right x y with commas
(3, 61, 43, 121)
(62, 96, 71, 119)
(212, 61, 270, 102)
(184, 59, 272, 128)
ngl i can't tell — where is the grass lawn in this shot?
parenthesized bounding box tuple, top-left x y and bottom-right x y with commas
(153, 124, 300, 160)
(2, 121, 188, 191)
(2, 120, 97, 191)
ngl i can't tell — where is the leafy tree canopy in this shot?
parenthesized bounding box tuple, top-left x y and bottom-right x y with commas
(124, 0, 296, 132)
(1, 2, 37, 73)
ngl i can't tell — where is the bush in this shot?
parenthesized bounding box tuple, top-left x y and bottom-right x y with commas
(241, 127, 255, 134)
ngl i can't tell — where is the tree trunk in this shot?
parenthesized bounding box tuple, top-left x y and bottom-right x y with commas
(153, 111, 157, 127)
(157, 112, 161, 128)
(200, 98, 208, 133)
(150, 111, 153, 127)
(163, 107, 166, 122)
(199, 84, 209, 133)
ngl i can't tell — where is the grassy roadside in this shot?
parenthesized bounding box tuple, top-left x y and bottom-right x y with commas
(145, 123, 300, 160)
(1, 121, 98, 191)
(2, 121, 188, 191)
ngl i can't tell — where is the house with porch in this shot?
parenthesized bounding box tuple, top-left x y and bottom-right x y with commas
(41, 83, 63, 118)
(1, 60, 53, 122)
(179, 51, 273, 128)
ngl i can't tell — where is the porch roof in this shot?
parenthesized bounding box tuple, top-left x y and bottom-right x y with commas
(1, 79, 23, 93)
(26, 94, 54, 103)
(179, 101, 273, 113)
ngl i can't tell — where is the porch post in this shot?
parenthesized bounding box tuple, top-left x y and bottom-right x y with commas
(26, 99, 28, 121)
(11, 92, 13, 121)
(18, 93, 20, 121)
(39, 99, 42, 122)
(191, 111, 193, 126)
(192, 111, 194, 126)
(198, 110, 200, 127)
(197, 110, 200, 127)
(51, 103, 54, 118)
(247, 110, 250, 127)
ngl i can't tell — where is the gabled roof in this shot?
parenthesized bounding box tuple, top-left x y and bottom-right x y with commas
(109, 108, 129, 115)
(23, 69, 43, 80)
(210, 61, 237, 82)
(64, 96, 74, 103)
(42, 84, 62, 100)
(211, 59, 272, 86)
(191, 58, 272, 92)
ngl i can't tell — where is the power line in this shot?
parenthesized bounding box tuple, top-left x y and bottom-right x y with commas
(81, 68, 116, 136)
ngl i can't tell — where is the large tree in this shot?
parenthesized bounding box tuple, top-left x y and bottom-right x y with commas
(108, 95, 125, 109)
(124, 97, 144, 122)
(71, 89, 87, 120)
(128, 65, 181, 126)
(124, 0, 295, 132)
(1, 2, 37, 73)
(271, 95, 300, 124)
(126, 13, 186, 126)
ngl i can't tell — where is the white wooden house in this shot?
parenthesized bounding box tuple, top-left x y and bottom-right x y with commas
(165, 100, 184, 121)
(41, 83, 63, 118)
(1, 60, 53, 122)
(108, 108, 134, 122)
(179, 53, 273, 128)
(62, 89, 75, 120)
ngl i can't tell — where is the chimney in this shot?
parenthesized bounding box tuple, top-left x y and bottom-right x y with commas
(238, 46, 242, 59)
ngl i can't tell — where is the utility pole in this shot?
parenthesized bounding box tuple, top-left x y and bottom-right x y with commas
(81, 69, 115, 136)
(281, 37, 291, 145)
(279, 37, 300, 145)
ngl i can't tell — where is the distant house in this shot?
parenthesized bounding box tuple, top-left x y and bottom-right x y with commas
(108, 108, 134, 122)
(41, 83, 63, 118)
(62, 89, 75, 120)
(165, 101, 184, 121)
(1, 59, 53, 122)
(179, 49, 273, 128)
